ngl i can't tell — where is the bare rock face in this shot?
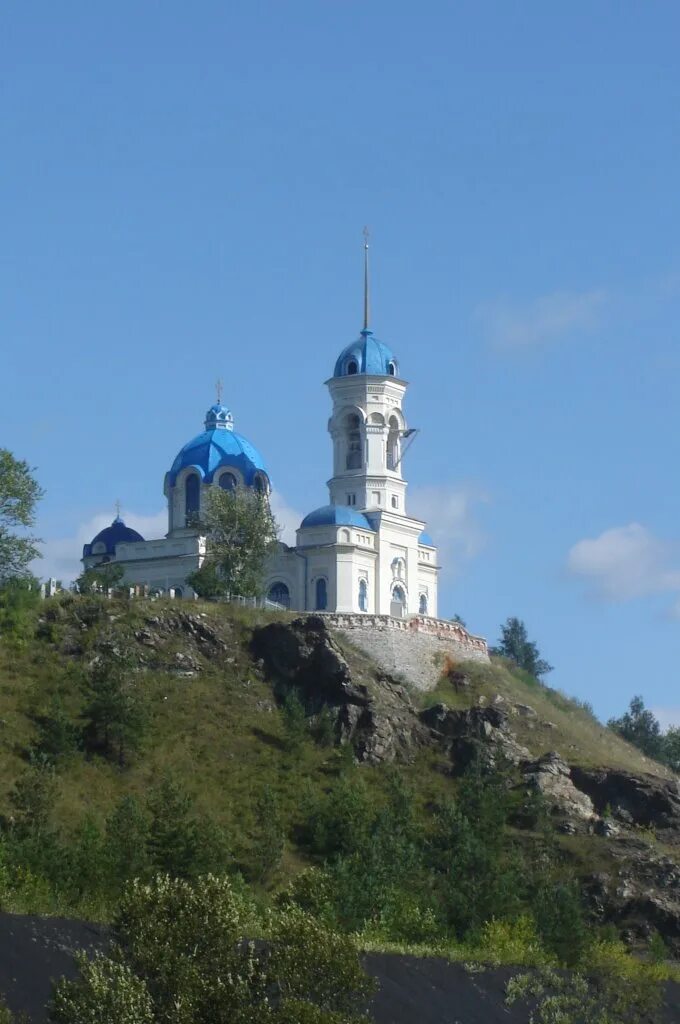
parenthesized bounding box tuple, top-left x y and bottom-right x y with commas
(251, 616, 430, 764)
(419, 702, 531, 772)
(570, 766, 680, 841)
(523, 751, 596, 822)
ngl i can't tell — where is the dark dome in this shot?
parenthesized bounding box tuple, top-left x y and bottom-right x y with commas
(82, 516, 145, 558)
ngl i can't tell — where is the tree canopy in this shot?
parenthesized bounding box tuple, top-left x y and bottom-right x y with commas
(492, 617, 553, 679)
(187, 486, 278, 599)
(0, 449, 44, 583)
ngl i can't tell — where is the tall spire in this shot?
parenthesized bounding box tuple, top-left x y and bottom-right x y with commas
(362, 226, 370, 331)
(216, 377, 224, 404)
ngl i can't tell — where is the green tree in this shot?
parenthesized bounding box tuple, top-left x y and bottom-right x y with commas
(146, 778, 201, 878)
(187, 486, 278, 599)
(33, 694, 80, 763)
(608, 696, 663, 760)
(492, 617, 553, 678)
(250, 785, 284, 883)
(50, 874, 372, 1024)
(81, 631, 147, 766)
(0, 449, 44, 582)
(281, 690, 308, 753)
(106, 796, 151, 892)
(663, 725, 680, 773)
(76, 561, 125, 594)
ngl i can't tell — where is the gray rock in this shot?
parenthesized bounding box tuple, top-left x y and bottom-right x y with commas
(523, 752, 595, 822)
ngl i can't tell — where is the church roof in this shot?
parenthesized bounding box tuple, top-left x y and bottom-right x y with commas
(418, 531, 435, 547)
(166, 403, 269, 487)
(333, 329, 398, 378)
(300, 505, 376, 530)
(83, 516, 145, 558)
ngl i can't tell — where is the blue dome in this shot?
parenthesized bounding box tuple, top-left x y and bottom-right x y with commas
(300, 505, 375, 530)
(83, 516, 145, 558)
(166, 403, 269, 488)
(333, 329, 399, 378)
(418, 531, 435, 547)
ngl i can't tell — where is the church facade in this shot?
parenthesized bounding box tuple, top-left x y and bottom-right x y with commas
(82, 255, 440, 617)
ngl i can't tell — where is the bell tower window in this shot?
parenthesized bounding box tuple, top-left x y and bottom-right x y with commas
(346, 414, 363, 470)
(347, 359, 358, 375)
(219, 472, 237, 491)
(185, 473, 200, 526)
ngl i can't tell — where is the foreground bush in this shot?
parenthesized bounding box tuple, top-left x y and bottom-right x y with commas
(50, 874, 373, 1024)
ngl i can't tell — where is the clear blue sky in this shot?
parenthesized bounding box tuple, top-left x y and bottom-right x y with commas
(3, 2, 680, 725)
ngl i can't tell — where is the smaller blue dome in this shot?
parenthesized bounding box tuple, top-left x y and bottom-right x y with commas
(300, 505, 375, 530)
(83, 516, 145, 558)
(333, 330, 399, 378)
(418, 530, 435, 547)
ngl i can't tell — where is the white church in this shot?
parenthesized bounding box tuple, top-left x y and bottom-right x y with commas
(82, 243, 440, 618)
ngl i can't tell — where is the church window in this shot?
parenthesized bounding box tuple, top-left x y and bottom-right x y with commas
(185, 473, 200, 525)
(315, 577, 328, 611)
(419, 593, 428, 615)
(346, 414, 363, 470)
(347, 359, 358, 375)
(253, 473, 267, 494)
(372, 491, 381, 505)
(219, 472, 237, 491)
(391, 585, 406, 618)
(387, 416, 400, 470)
(387, 361, 396, 376)
(268, 581, 291, 609)
(340, 529, 350, 542)
(347, 493, 356, 506)
(359, 578, 368, 612)
(391, 495, 399, 509)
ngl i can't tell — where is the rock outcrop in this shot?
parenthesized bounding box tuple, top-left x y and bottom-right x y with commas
(570, 766, 680, 840)
(419, 701, 531, 771)
(252, 616, 429, 764)
(522, 751, 596, 823)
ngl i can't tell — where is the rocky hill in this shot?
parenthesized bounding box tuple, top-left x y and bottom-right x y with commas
(0, 594, 679, 958)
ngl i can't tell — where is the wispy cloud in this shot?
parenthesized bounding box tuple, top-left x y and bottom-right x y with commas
(34, 490, 303, 585)
(33, 509, 167, 585)
(477, 288, 608, 350)
(410, 483, 489, 575)
(270, 489, 303, 546)
(567, 523, 680, 604)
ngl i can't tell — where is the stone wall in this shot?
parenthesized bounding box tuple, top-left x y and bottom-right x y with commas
(323, 613, 489, 691)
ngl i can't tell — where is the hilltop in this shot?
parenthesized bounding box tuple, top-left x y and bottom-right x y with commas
(0, 592, 679, 960)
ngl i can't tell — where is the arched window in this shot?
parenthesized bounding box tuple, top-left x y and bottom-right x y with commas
(347, 359, 358, 375)
(391, 585, 406, 618)
(359, 578, 368, 612)
(219, 472, 237, 491)
(185, 473, 200, 525)
(268, 582, 290, 609)
(419, 593, 428, 615)
(253, 473, 267, 494)
(346, 414, 363, 470)
(174, 587, 183, 600)
(387, 416, 400, 471)
(315, 577, 328, 611)
(387, 361, 396, 376)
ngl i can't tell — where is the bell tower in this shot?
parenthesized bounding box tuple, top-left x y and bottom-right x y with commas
(326, 231, 411, 515)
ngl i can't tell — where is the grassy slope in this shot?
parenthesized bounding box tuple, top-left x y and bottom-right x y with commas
(0, 595, 673, 883)
(421, 657, 673, 777)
